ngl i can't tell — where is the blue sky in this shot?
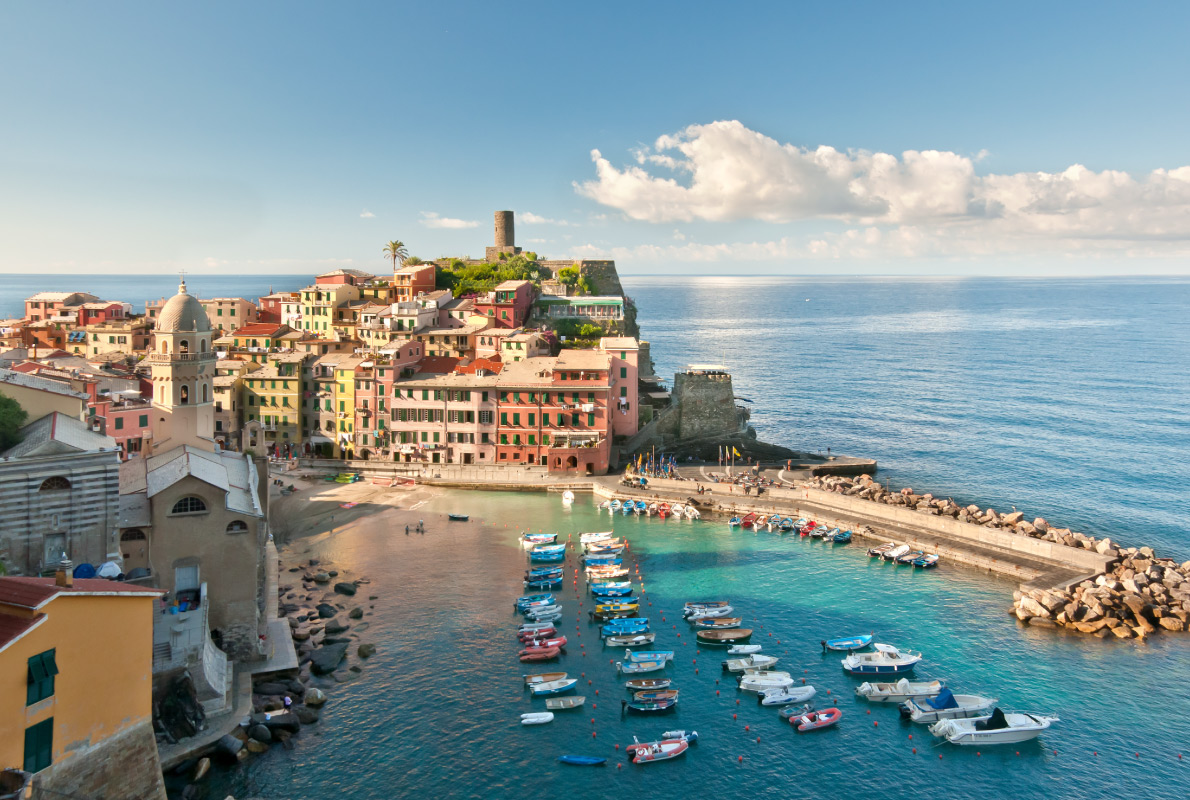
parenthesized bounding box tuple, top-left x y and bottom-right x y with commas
(2, 1, 1189, 276)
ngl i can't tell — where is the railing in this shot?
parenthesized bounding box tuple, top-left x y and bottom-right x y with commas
(144, 351, 217, 363)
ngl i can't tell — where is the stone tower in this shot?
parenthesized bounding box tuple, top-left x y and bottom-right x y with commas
(486, 210, 522, 261)
(148, 280, 217, 453)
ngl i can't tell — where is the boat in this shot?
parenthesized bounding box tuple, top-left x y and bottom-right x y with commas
(519, 646, 561, 662)
(590, 580, 632, 593)
(881, 545, 911, 562)
(696, 628, 753, 645)
(622, 698, 678, 714)
(841, 643, 922, 675)
(590, 586, 633, 598)
(621, 503, 632, 515)
(529, 551, 566, 564)
(790, 707, 842, 732)
(605, 633, 656, 647)
(901, 689, 997, 723)
(646, 502, 657, 516)
(855, 678, 944, 704)
(517, 628, 556, 643)
(625, 649, 673, 663)
(590, 609, 639, 622)
(515, 593, 555, 608)
(523, 577, 563, 590)
(684, 605, 735, 620)
(727, 644, 763, 655)
(671, 504, 686, 517)
(740, 512, 758, 529)
(523, 610, 561, 623)
(523, 671, 567, 686)
(737, 670, 794, 692)
(602, 623, 650, 638)
(754, 514, 769, 529)
(586, 567, 629, 579)
(580, 531, 615, 544)
(518, 621, 557, 635)
(814, 526, 836, 540)
(598, 500, 612, 511)
(833, 530, 852, 544)
(823, 634, 874, 652)
(635, 500, 648, 515)
(545, 696, 586, 711)
(728, 516, 741, 528)
(520, 712, 554, 725)
(594, 602, 639, 615)
(692, 618, 744, 629)
(523, 604, 561, 618)
(521, 532, 557, 548)
(626, 736, 687, 762)
(448, 513, 469, 522)
(867, 542, 895, 558)
(561, 490, 575, 503)
(685, 507, 701, 520)
(792, 518, 809, 531)
(800, 521, 817, 537)
(897, 550, 924, 565)
(658, 503, 671, 518)
(558, 754, 606, 766)
(586, 544, 623, 556)
(929, 708, 1059, 746)
(530, 677, 579, 696)
(758, 685, 817, 706)
(609, 500, 622, 511)
(634, 689, 679, 701)
(533, 543, 567, 554)
(616, 659, 667, 674)
(913, 553, 940, 568)
(523, 636, 568, 650)
(722, 654, 779, 672)
(625, 678, 671, 691)
(582, 555, 621, 566)
(661, 730, 698, 743)
(684, 600, 730, 611)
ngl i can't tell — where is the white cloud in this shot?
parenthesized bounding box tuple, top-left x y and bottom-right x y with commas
(575, 120, 1190, 255)
(419, 212, 479, 229)
(520, 211, 570, 226)
(360, 210, 375, 218)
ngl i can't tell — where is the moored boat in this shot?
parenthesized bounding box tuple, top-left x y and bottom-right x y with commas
(791, 707, 841, 732)
(520, 712, 554, 725)
(634, 689, 679, 702)
(521, 532, 557, 548)
(823, 634, 874, 652)
(685, 507, 700, 520)
(727, 644, 763, 655)
(545, 696, 586, 711)
(523, 577, 563, 590)
(881, 544, 910, 562)
(855, 678, 944, 703)
(561, 490, 575, 504)
(897, 550, 924, 565)
(684, 604, 735, 620)
(616, 659, 668, 674)
(626, 736, 687, 762)
(621, 698, 678, 714)
(624, 649, 673, 663)
(929, 708, 1059, 745)
(692, 617, 743, 629)
(684, 600, 730, 611)
(913, 553, 940, 568)
(519, 646, 561, 662)
(722, 654, 779, 672)
(625, 678, 671, 691)
(671, 504, 686, 517)
(634, 500, 648, 515)
(696, 628, 753, 645)
(658, 503, 671, 518)
(778, 517, 794, 532)
(558, 754, 606, 766)
(523, 671, 566, 686)
(841, 643, 922, 675)
(758, 685, 816, 706)
(580, 530, 615, 544)
(741, 512, 758, 529)
(737, 670, 794, 692)
(605, 632, 656, 647)
(530, 677, 578, 696)
(609, 500, 622, 511)
(833, 530, 852, 544)
(448, 513, 469, 521)
(867, 542, 895, 558)
(899, 688, 996, 723)
(728, 516, 742, 528)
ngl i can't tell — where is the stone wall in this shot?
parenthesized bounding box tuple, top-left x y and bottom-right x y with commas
(670, 372, 747, 441)
(34, 720, 166, 800)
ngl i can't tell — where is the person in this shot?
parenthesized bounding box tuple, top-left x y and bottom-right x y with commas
(283, 696, 293, 709)
(405, 524, 409, 535)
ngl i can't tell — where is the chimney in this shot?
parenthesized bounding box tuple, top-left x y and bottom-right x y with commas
(55, 559, 73, 588)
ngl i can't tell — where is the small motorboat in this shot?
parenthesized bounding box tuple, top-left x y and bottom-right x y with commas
(586, 566, 629, 579)
(881, 544, 910, 562)
(692, 618, 744, 629)
(625, 649, 673, 663)
(791, 707, 841, 732)
(833, 530, 852, 544)
(647, 502, 658, 516)
(657, 502, 671, 518)
(737, 670, 794, 692)
(520, 712, 554, 725)
(913, 553, 940, 568)
(622, 698, 677, 715)
(590, 580, 632, 593)
(591, 609, 639, 622)
(523, 636, 568, 650)
(759, 685, 816, 706)
(728, 516, 742, 528)
(616, 659, 667, 674)
(515, 593, 555, 609)
(545, 696, 586, 711)
(823, 634, 874, 652)
(625, 678, 671, 691)
(517, 626, 556, 640)
(530, 677, 578, 696)
(602, 621, 649, 638)
(778, 517, 794, 532)
(855, 678, 944, 704)
(930, 708, 1059, 746)
(684, 600, 730, 611)
(754, 514, 769, 529)
(661, 730, 698, 743)
(582, 554, 621, 566)
(580, 530, 615, 544)
(696, 628, 753, 645)
(722, 654, 779, 672)
(523, 671, 567, 686)
(448, 513, 469, 522)
(519, 646, 561, 662)
(529, 552, 566, 564)
(523, 577, 563, 590)
(590, 587, 634, 599)
(867, 542, 895, 558)
(634, 500, 648, 515)
(728, 644, 763, 655)
(814, 526, 837, 540)
(519, 620, 557, 634)
(684, 605, 736, 620)
(593, 601, 639, 615)
(605, 633, 656, 647)
(901, 689, 997, 723)
(561, 490, 575, 504)
(685, 507, 700, 520)
(526, 565, 564, 576)
(634, 689, 679, 702)
(621, 503, 632, 515)
(897, 550, 924, 565)
(626, 736, 687, 762)
(558, 754, 606, 766)
(523, 604, 562, 618)
(586, 545, 624, 557)
(841, 644, 922, 675)
(799, 521, 817, 537)
(532, 543, 567, 555)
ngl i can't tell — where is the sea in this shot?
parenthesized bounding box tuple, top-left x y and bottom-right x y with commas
(3, 273, 1188, 797)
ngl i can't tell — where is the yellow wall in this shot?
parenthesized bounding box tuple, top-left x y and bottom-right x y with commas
(0, 592, 154, 773)
(0, 383, 86, 422)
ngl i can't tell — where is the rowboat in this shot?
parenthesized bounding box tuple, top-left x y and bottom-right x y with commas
(625, 678, 671, 691)
(867, 542, 896, 558)
(778, 517, 794, 532)
(728, 516, 741, 528)
(721, 654, 779, 672)
(606, 633, 656, 647)
(519, 621, 557, 635)
(598, 500, 612, 510)
(519, 646, 561, 662)
(754, 514, 769, 529)
(741, 512, 758, 529)
(929, 709, 1059, 745)
(545, 696, 586, 711)
(635, 501, 648, 514)
(586, 567, 629, 579)
(586, 544, 623, 556)
(533, 543, 567, 554)
(590, 580, 632, 593)
(621, 698, 677, 714)
(657, 503, 670, 518)
(531, 677, 579, 696)
(594, 602, 639, 614)
(696, 628, 752, 645)
(759, 685, 816, 706)
(692, 618, 743, 629)
(897, 550, 924, 565)
(558, 754, 606, 766)
(727, 644, 763, 655)
(647, 503, 658, 516)
(913, 553, 939, 568)
(590, 587, 633, 599)
(448, 513, 469, 522)
(521, 533, 556, 548)
(823, 634, 874, 652)
(585, 538, 622, 551)
(626, 736, 687, 762)
(580, 531, 615, 544)
(590, 609, 639, 622)
(523, 671, 567, 686)
(624, 649, 673, 663)
(529, 552, 566, 564)
(602, 623, 649, 638)
(684, 600, 730, 611)
(881, 545, 910, 562)
(841, 644, 922, 675)
(582, 555, 621, 566)
(515, 593, 555, 608)
(736, 670, 794, 692)
(616, 659, 667, 674)
(561, 490, 575, 504)
(520, 712, 553, 725)
(833, 530, 852, 544)
(855, 679, 944, 703)
(523, 578, 563, 590)
(799, 521, 817, 537)
(621, 503, 632, 515)
(609, 500, 622, 511)
(901, 689, 997, 723)
(791, 707, 841, 732)
(523, 604, 561, 618)
(634, 689, 679, 701)
(684, 604, 735, 620)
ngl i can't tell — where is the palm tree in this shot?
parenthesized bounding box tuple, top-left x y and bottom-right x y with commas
(383, 240, 409, 270)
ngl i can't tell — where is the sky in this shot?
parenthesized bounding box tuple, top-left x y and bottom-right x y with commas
(2, 1, 1189, 277)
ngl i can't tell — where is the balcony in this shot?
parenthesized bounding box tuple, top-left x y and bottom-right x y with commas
(145, 351, 218, 363)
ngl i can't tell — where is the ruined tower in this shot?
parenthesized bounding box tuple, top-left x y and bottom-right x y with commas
(486, 210, 522, 261)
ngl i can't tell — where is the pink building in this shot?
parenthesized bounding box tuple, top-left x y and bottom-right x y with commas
(76, 301, 128, 326)
(601, 336, 640, 438)
(388, 367, 501, 465)
(473, 280, 535, 329)
(90, 396, 153, 459)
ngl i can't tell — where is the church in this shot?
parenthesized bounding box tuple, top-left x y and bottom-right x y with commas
(118, 281, 269, 664)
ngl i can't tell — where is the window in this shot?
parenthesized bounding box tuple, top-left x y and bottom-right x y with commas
(226, 520, 249, 534)
(500, 412, 508, 425)
(27, 650, 57, 705)
(528, 413, 535, 426)
(529, 434, 536, 445)
(542, 433, 550, 444)
(482, 391, 489, 402)
(139, 414, 148, 427)
(170, 496, 207, 515)
(620, 387, 628, 397)
(38, 476, 70, 492)
(620, 367, 627, 378)
(512, 413, 520, 426)
(24, 718, 53, 774)
(433, 432, 440, 443)
(588, 413, 596, 426)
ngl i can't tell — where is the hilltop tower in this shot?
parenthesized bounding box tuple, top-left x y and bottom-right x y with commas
(147, 279, 217, 453)
(486, 210, 522, 261)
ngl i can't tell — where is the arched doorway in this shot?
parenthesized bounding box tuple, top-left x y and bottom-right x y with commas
(120, 528, 148, 571)
(565, 455, 578, 470)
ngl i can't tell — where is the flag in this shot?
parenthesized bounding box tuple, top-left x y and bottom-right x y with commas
(733, 446, 742, 458)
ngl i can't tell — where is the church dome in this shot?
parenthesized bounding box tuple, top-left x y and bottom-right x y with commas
(156, 280, 211, 332)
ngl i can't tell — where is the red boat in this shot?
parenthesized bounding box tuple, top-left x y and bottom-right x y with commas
(524, 636, 568, 650)
(626, 737, 689, 763)
(518, 627, 556, 642)
(800, 521, 818, 537)
(658, 503, 671, 518)
(741, 512, 758, 529)
(519, 646, 561, 662)
(791, 707, 841, 731)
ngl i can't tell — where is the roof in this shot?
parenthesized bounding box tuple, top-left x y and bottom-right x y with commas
(2, 412, 118, 458)
(495, 280, 532, 291)
(395, 263, 435, 274)
(0, 577, 161, 611)
(27, 291, 98, 303)
(600, 337, 639, 350)
(556, 350, 612, 371)
(141, 445, 263, 517)
(414, 356, 460, 375)
(0, 613, 46, 654)
(455, 357, 504, 375)
(538, 295, 623, 306)
(156, 281, 211, 333)
(495, 357, 558, 387)
(317, 268, 374, 278)
(229, 324, 291, 338)
(0, 367, 89, 400)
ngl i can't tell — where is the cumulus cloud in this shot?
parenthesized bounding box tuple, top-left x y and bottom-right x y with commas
(575, 120, 1190, 254)
(520, 212, 570, 226)
(360, 210, 375, 218)
(419, 212, 479, 229)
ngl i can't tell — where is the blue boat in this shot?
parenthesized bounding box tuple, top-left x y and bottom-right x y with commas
(530, 551, 566, 563)
(532, 544, 567, 554)
(558, 755, 607, 766)
(602, 621, 649, 637)
(591, 587, 634, 599)
(823, 634, 874, 652)
(912, 554, 939, 568)
(728, 516, 741, 527)
(621, 503, 632, 515)
(634, 500, 648, 514)
(583, 555, 621, 566)
(590, 580, 631, 592)
(524, 578, 563, 590)
(527, 566, 564, 577)
(778, 517, 795, 532)
(516, 593, 555, 609)
(833, 530, 852, 544)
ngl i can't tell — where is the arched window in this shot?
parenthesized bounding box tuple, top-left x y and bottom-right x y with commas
(179, 339, 190, 353)
(202, 384, 208, 403)
(162, 341, 169, 354)
(180, 385, 189, 404)
(200, 339, 208, 353)
(170, 496, 207, 515)
(121, 528, 146, 542)
(39, 476, 71, 491)
(226, 520, 248, 534)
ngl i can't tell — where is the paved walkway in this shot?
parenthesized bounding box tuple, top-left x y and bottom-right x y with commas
(252, 539, 298, 676)
(158, 668, 253, 771)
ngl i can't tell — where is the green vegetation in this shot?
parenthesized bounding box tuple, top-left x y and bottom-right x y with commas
(383, 240, 409, 270)
(435, 253, 551, 295)
(0, 391, 27, 451)
(557, 264, 593, 295)
(404, 256, 424, 266)
(552, 319, 609, 349)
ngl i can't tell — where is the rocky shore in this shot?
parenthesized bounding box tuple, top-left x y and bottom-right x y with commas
(800, 473, 1189, 640)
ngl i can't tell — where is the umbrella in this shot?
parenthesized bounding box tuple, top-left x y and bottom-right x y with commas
(72, 563, 97, 579)
(96, 561, 122, 578)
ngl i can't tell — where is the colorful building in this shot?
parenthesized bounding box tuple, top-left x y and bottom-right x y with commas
(23, 292, 99, 323)
(392, 264, 436, 302)
(299, 284, 361, 336)
(242, 353, 306, 455)
(473, 279, 535, 329)
(601, 336, 641, 438)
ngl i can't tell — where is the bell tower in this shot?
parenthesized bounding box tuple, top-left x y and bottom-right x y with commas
(148, 280, 217, 453)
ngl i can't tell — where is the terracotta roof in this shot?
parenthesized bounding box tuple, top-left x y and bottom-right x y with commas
(0, 577, 161, 610)
(414, 356, 460, 375)
(230, 324, 290, 337)
(0, 612, 46, 653)
(456, 357, 504, 375)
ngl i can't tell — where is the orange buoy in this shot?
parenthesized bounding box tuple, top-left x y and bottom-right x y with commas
(733, 713, 737, 720)
(745, 725, 750, 731)
(912, 748, 917, 754)
(738, 755, 743, 762)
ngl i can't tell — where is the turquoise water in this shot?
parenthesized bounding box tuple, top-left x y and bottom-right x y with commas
(206, 493, 1190, 799)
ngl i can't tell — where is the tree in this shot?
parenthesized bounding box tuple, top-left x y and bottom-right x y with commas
(383, 240, 409, 270)
(404, 256, 424, 266)
(0, 391, 27, 452)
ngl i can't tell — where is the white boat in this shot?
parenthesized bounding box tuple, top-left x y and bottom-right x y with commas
(581, 531, 615, 544)
(518, 621, 556, 634)
(722, 654, 779, 673)
(605, 633, 656, 647)
(524, 604, 562, 618)
(901, 689, 997, 723)
(625, 649, 674, 663)
(561, 491, 575, 504)
(685, 507, 700, 520)
(882, 544, 911, 562)
(531, 678, 579, 696)
(930, 709, 1059, 745)
(727, 644, 763, 655)
(759, 685, 817, 706)
(841, 643, 923, 675)
(736, 670, 793, 692)
(598, 500, 612, 510)
(684, 605, 735, 620)
(671, 504, 686, 516)
(520, 712, 555, 725)
(647, 503, 658, 516)
(610, 500, 622, 511)
(855, 678, 944, 703)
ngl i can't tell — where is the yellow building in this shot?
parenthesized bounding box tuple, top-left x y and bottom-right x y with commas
(242, 353, 306, 453)
(299, 284, 360, 336)
(0, 572, 165, 799)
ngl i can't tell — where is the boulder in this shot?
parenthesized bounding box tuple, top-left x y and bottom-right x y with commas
(214, 734, 243, 760)
(304, 687, 328, 707)
(324, 620, 349, 635)
(334, 582, 357, 597)
(253, 711, 301, 734)
(1027, 617, 1056, 628)
(1018, 596, 1050, 619)
(292, 705, 320, 724)
(1003, 511, 1025, 525)
(1032, 518, 1049, 532)
(246, 739, 269, 754)
(1110, 625, 1135, 639)
(1095, 538, 1115, 555)
(312, 572, 331, 584)
(309, 643, 349, 675)
(248, 724, 272, 744)
(348, 607, 364, 619)
(253, 681, 290, 696)
(1159, 616, 1186, 632)
(316, 603, 339, 619)
(358, 643, 376, 658)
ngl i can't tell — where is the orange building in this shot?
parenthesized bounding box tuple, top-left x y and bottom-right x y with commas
(0, 572, 165, 799)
